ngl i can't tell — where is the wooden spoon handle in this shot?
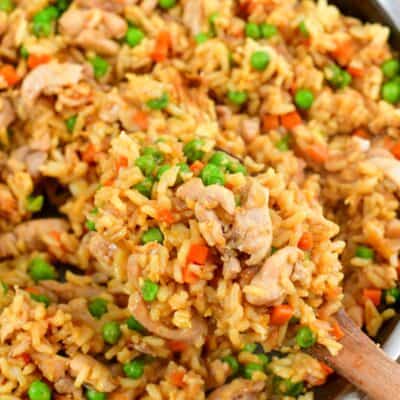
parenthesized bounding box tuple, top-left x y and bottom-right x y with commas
(310, 309, 400, 400)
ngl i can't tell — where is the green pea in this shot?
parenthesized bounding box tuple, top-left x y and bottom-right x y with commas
(183, 139, 205, 163)
(298, 20, 309, 36)
(125, 26, 144, 47)
(296, 326, 316, 349)
(146, 93, 169, 110)
(384, 287, 400, 304)
(221, 355, 239, 376)
(242, 363, 264, 379)
(276, 135, 290, 151)
(208, 12, 219, 35)
(32, 6, 58, 37)
(135, 154, 157, 176)
(195, 32, 209, 44)
(141, 279, 159, 302)
(155, 164, 171, 180)
(90, 207, 99, 215)
(55, 0, 70, 13)
(245, 22, 260, 39)
(271, 246, 278, 254)
(20, 45, 29, 59)
(227, 161, 247, 175)
(256, 353, 270, 368)
(208, 151, 232, 170)
(325, 64, 352, 89)
(177, 162, 191, 175)
(86, 220, 96, 232)
(200, 164, 225, 186)
(381, 59, 400, 79)
(158, 0, 176, 9)
(294, 88, 314, 110)
(28, 258, 56, 282)
(126, 316, 146, 333)
(242, 343, 258, 353)
(0, 0, 14, 12)
(123, 358, 145, 379)
(26, 195, 44, 213)
(28, 380, 52, 400)
(273, 376, 304, 396)
(30, 293, 51, 307)
(355, 245, 374, 260)
(250, 50, 270, 71)
(141, 227, 164, 244)
(133, 177, 154, 198)
(88, 298, 108, 319)
(382, 80, 400, 104)
(65, 115, 77, 133)
(1, 280, 8, 295)
(89, 55, 109, 79)
(142, 147, 164, 164)
(260, 23, 277, 39)
(102, 321, 121, 345)
(85, 388, 106, 400)
(227, 90, 248, 105)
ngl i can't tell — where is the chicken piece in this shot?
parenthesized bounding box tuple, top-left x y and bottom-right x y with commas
(21, 62, 83, 111)
(207, 379, 265, 400)
(0, 219, 69, 259)
(222, 254, 241, 280)
(244, 247, 303, 306)
(127, 255, 207, 343)
(368, 156, 400, 189)
(241, 118, 260, 143)
(59, 8, 127, 56)
(39, 280, 104, 301)
(87, 232, 118, 269)
(31, 352, 68, 382)
(11, 146, 47, 179)
(69, 353, 117, 392)
(0, 97, 15, 130)
(182, 0, 203, 36)
(230, 180, 272, 265)
(177, 178, 235, 214)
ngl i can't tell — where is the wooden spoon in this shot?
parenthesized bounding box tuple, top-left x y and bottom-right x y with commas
(309, 309, 400, 400)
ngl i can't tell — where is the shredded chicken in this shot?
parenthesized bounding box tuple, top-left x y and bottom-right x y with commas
(21, 62, 83, 111)
(127, 255, 207, 343)
(177, 178, 235, 247)
(39, 280, 104, 301)
(0, 97, 15, 130)
(244, 247, 303, 306)
(31, 352, 68, 382)
(207, 379, 265, 400)
(222, 253, 241, 280)
(230, 179, 272, 265)
(59, 8, 127, 56)
(69, 353, 117, 392)
(0, 219, 69, 259)
(182, 0, 203, 36)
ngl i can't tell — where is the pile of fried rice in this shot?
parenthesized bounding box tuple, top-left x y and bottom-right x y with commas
(1, 0, 400, 399)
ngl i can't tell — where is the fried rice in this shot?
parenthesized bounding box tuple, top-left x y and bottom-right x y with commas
(0, 0, 399, 399)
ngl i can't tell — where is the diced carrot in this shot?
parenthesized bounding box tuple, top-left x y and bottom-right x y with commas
(0, 65, 19, 86)
(182, 266, 199, 284)
(352, 128, 369, 139)
(280, 111, 302, 130)
(262, 114, 280, 132)
(189, 160, 204, 174)
(270, 304, 294, 325)
(18, 353, 32, 365)
(168, 340, 188, 352)
(116, 156, 128, 171)
(132, 110, 149, 130)
(331, 40, 355, 66)
(27, 54, 51, 69)
(103, 177, 115, 187)
(82, 143, 97, 163)
(391, 141, 400, 160)
(151, 31, 172, 62)
(298, 232, 313, 251)
(347, 66, 364, 78)
(330, 319, 344, 340)
(305, 143, 328, 164)
(156, 208, 175, 224)
(325, 286, 341, 301)
(363, 288, 382, 306)
(25, 287, 39, 295)
(170, 371, 185, 388)
(384, 136, 394, 150)
(187, 244, 209, 265)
